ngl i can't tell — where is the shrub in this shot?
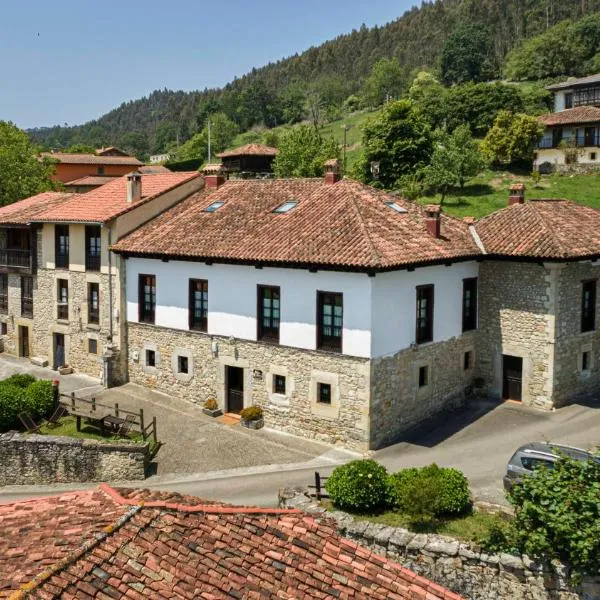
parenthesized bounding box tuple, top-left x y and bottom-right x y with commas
(326, 460, 391, 512)
(389, 464, 471, 518)
(240, 406, 263, 421)
(204, 397, 218, 411)
(0, 384, 26, 431)
(5, 373, 36, 388)
(23, 380, 54, 420)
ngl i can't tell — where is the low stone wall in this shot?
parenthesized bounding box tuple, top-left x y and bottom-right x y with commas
(279, 489, 600, 600)
(0, 432, 149, 484)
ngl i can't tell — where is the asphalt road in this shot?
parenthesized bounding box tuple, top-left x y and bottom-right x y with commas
(4, 396, 599, 507)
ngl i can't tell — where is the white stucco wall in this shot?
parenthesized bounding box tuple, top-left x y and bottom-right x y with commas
(370, 261, 479, 358)
(125, 259, 372, 358)
(554, 90, 570, 112)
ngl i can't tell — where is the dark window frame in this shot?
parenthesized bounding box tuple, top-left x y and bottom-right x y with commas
(146, 349, 156, 367)
(582, 350, 590, 372)
(88, 282, 99, 324)
(85, 225, 101, 271)
(0, 273, 7, 314)
(178, 355, 189, 374)
(55, 225, 69, 269)
(188, 279, 208, 332)
(274, 374, 286, 395)
(317, 382, 332, 404)
(418, 365, 429, 388)
(138, 274, 156, 324)
(21, 276, 33, 318)
(581, 279, 596, 333)
(88, 338, 98, 354)
(416, 285, 434, 344)
(462, 278, 478, 332)
(317, 291, 343, 352)
(57, 279, 68, 320)
(257, 285, 281, 343)
(464, 350, 473, 371)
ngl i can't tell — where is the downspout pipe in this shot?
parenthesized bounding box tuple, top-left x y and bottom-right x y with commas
(107, 224, 114, 344)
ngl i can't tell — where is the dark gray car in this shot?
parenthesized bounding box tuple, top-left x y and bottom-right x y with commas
(503, 442, 599, 491)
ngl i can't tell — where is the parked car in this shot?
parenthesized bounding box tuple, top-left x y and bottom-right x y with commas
(503, 442, 600, 491)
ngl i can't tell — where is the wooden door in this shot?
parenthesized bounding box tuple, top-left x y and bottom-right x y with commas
(18, 326, 29, 358)
(502, 355, 523, 401)
(226, 366, 244, 414)
(53, 333, 65, 369)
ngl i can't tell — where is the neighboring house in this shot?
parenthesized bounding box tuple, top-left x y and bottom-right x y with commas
(0, 171, 202, 383)
(0, 484, 461, 599)
(149, 152, 171, 164)
(112, 167, 600, 451)
(216, 143, 279, 178)
(535, 73, 600, 172)
(41, 150, 143, 183)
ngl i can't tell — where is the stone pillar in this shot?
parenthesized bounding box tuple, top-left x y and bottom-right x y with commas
(102, 344, 118, 388)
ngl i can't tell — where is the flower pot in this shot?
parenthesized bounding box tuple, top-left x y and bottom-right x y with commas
(241, 418, 264, 430)
(202, 407, 223, 418)
(58, 366, 73, 375)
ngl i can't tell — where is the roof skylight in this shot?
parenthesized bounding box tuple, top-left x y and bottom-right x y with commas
(273, 200, 298, 214)
(204, 201, 225, 213)
(385, 201, 408, 214)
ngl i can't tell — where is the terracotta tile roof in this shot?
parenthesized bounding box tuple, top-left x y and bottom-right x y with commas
(40, 152, 142, 166)
(2, 484, 462, 600)
(0, 192, 73, 225)
(474, 199, 600, 259)
(63, 176, 119, 187)
(539, 106, 600, 126)
(112, 178, 480, 270)
(32, 171, 201, 224)
(546, 72, 600, 90)
(217, 143, 279, 158)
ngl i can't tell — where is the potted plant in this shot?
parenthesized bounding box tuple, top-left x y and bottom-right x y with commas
(240, 406, 264, 430)
(202, 397, 222, 418)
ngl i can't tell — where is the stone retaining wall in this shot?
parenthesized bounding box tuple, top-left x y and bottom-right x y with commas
(0, 432, 148, 484)
(279, 489, 600, 600)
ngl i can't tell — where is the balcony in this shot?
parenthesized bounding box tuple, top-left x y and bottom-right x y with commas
(538, 133, 600, 149)
(0, 249, 32, 270)
(55, 252, 69, 269)
(85, 254, 101, 271)
(21, 297, 33, 319)
(573, 87, 600, 108)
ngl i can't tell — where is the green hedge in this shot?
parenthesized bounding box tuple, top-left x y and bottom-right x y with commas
(0, 376, 54, 431)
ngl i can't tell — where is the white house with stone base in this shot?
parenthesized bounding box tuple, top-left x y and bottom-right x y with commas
(111, 164, 600, 451)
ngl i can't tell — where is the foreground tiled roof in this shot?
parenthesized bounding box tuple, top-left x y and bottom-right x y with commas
(0, 192, 73, 225)
(1, 485, 462, 599)
(113, 178, 479, 270)
(32, 171, 201, 224)
(539, 106, 600, 126)
(217, 143, 279, 158)
(40, 152, 142, 166)
(546, 72, 600, 90)
(475, 199, 600, 259)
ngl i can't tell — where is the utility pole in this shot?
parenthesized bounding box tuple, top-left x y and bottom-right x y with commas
(342, 125, 351, 175)
(207, 118, 212, 162)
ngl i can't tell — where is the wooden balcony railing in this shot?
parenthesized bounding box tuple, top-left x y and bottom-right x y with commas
(85, 254, 101, 271)
(0, 249, 31, 269)
(21, 297, 33, 318)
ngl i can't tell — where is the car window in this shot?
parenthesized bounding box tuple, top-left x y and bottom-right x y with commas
(521, 456, 555, 471)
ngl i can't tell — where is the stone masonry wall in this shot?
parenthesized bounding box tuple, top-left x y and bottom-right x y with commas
(553, 262, 600, 407)
(0, 432, 148, 484)
(127, 322, 371, 451)
(478, 261, 553, 409)
(280, 490, 600, 600)
(370, 331, 478, 449)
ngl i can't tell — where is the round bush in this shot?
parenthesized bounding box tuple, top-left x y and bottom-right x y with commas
(325, 459, 391, 512)
(389, 464, 470, 517)
(0, 383, 26, 431)
(204, 397, 218, 410)
(240, 406, 263, 421)
(5, 374, 36, 389)
(24, 380, 54, 420)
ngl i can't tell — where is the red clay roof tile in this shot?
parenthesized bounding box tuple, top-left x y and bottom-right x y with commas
(217, 144, 279, 158)
(539, 106, 600, 126)
(40, 152, 142, 166)
(0, 192, 73, 225)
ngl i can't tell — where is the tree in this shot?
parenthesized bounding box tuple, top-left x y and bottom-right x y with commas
(119, 132, 149, 159)
(482, 111, 544, 165)
(360, 58, 406, 108)
(0, 121, 56, 206)
(66, 143, 96, 153)
(354, 100, 432, 189)
(422, 126, 487, 204)
(177, 112, 239, 162)
(279, 82, 306, 124)
(440, 24, 498, 85)
(408, 72, 448, 130)
(273, 125, 341, 178)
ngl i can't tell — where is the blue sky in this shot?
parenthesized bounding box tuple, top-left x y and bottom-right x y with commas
(1, 0, 416, 129)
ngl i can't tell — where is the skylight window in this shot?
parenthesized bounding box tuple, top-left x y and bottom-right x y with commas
(204, 201, 225, 213)
(273, 200, 298, 214)
(385, 201, 408, 214)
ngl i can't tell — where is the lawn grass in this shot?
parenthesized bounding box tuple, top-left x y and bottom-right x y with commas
(37, 416, 144, 444)
(416, 169, 600, 218)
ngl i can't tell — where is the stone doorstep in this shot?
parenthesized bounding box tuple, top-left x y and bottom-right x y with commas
(30, 356, 49, 368)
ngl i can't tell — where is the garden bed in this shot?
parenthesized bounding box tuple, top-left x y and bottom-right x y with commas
(38, 416, 145, 445)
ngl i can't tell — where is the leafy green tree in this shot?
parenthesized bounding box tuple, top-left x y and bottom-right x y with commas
(354, 100, 432, 188)
(177, 112, 239, 162)
(66, 143, 96, 153)
(482, 111, 544, 165)
(0, 121, 56, 206)
(408, 71, 448, 130)
(361, 58, 406, 108)
(342, 95, 362, 113)
(273, 125, 340, 178)
(119, 132, 149, 159)
(506, 455, 600, 576)
(440, 24, 497, 85)
(423, 126, 487, 204)
(279, 82, 306, 124)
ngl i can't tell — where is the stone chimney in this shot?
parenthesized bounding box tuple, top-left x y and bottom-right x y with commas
(126, 172, 142, 204)
(509, 183, 526, 206)
(203, 164, 226, 189)
(424, 205, 442, 239)
(324, 159, 342, 185)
